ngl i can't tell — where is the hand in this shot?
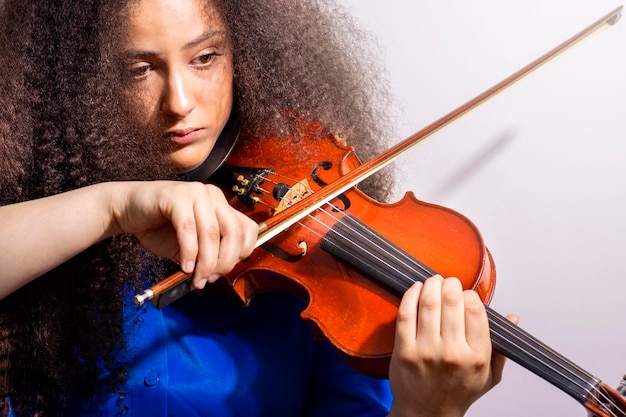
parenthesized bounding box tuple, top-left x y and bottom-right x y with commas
(110, 181, 258, 288)
(388, 275, 518, 417)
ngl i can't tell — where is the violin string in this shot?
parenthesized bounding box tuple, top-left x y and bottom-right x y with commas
(288, 199, 619, 415)
(265, 180, 620, 416)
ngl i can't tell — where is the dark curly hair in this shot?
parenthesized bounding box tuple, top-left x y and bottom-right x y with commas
(0, 0, 395, 415)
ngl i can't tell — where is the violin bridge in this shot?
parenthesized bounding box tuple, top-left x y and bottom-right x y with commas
(274, 179, 314, 214)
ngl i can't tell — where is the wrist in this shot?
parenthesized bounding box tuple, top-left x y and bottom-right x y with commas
(94, 181, 132, 238)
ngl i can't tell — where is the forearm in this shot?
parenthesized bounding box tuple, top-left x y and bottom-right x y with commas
(0, 183, 118, 298)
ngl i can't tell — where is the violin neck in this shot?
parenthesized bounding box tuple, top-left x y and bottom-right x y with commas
(485, 304, 598, 402)
(321, 214, 610, 411)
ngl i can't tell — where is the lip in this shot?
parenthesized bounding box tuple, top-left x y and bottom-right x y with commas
(165, 127, 204, 146)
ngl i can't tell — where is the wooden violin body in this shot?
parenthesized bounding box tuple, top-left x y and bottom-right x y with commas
(214, 128, 495, 377)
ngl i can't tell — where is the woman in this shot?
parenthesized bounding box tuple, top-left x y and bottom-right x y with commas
(0, 0, 513, 415)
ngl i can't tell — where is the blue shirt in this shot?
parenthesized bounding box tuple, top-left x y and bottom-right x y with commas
(58, 290, 393, 416)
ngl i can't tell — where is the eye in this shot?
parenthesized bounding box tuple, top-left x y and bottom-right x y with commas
(127, 62, 154, 80)
(191, 52, 222, 68)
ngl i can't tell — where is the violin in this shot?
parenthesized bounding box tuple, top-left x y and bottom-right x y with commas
(135, 6, 626, 417)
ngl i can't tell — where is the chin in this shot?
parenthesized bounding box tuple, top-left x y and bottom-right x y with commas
(169, 150, 210, 174)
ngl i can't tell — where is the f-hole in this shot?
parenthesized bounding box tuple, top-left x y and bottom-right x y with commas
(311, 161, 351, 212)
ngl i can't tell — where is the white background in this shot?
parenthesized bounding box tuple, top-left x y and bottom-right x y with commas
(339, 1, 626, 416)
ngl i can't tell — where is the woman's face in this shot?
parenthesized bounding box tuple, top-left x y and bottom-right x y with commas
(121, 0, 233, 172)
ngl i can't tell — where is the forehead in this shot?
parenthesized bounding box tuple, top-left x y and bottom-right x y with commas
(123, 0, 226, 45)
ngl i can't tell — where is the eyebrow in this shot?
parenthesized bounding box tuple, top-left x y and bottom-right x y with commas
(122, 30, 227, 59)
(184, 30, 227, 50)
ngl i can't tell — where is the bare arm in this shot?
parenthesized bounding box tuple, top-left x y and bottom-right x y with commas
(0, 183, 119, 297)
(0, 181, 257, 299)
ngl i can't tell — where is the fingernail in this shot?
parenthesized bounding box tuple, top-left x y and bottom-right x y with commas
(208, 274, 221, 283)
(184, 260, 195, 273)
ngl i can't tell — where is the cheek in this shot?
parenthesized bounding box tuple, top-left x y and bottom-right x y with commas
(217, 81, 234, 118)
(200, 73, 234, 122)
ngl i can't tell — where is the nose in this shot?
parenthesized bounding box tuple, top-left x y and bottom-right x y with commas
(160, 69, 195, 118)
